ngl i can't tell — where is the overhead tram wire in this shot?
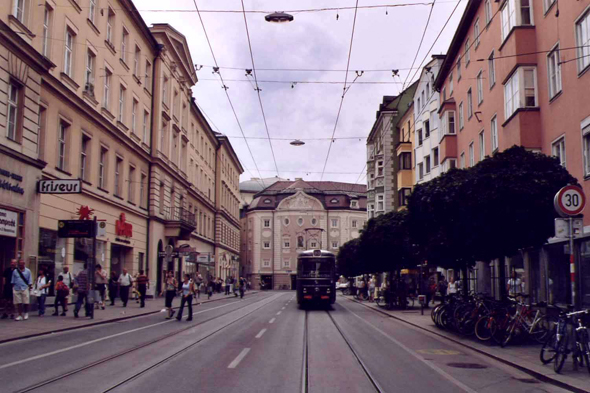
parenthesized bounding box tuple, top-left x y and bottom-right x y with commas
(240, 0, 280, 178)
(401, 0, 436, 91)
(191, 0, 267, 189)
(319, 0, 361, 181)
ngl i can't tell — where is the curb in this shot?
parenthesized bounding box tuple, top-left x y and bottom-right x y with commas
(345, 296, 588, 393)
(0, 291, 260, 345)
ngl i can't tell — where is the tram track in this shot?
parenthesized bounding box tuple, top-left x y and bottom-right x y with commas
(14, 292, 280, 393)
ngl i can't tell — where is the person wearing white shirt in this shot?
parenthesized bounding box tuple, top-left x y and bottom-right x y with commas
(507, 271, 522, 297)
(34, 269, 51, 316)
(118, 269, 133, 307)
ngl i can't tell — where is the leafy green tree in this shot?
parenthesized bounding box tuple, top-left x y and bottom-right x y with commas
(337, 238, 361, 277)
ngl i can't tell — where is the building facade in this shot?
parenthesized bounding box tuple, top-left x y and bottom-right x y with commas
(396, 101, 414, 209)
(241, 180, 366, 290)
(433, 0, 590, 307)
(366, 82, 417, 218)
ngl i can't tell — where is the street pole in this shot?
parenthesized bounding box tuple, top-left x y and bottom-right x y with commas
(89, 216, 97, 319)
(569, 217, 577, 309)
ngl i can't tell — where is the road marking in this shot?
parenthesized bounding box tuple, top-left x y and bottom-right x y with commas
(269, 318, 276, 324)
(417, 349, 462, 355)
(282, 307, 286, 310)
(228, 348, 250, 369)
(255, 329, 267, 339)
(0, 300, 244, 370)
(340, 302, 477, 393)
(276, 311, 282, 315)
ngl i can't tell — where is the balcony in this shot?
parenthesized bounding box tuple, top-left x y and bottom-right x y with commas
(163, 207, 196, 240)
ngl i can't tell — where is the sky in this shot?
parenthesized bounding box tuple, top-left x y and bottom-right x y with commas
(138, 0, 467, 185)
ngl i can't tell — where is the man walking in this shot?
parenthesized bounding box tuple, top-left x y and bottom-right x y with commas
(73, 264, 91, 318)
(118, 268, 133, 307)
(11, 260, 32, 321)
(53, 266, 73, 316)
(2, 259, 16, 319)
(135, 270, 149, 308)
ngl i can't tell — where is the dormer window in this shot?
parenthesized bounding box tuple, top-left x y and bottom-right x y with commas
(263, 198, 271, 204)
(330, 198, 338, 204)
(351, 200, 358, 208)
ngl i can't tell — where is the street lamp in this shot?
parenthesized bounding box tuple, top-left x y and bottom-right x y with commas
(265, 12, 294, 23)
(290, 139, 305, 146)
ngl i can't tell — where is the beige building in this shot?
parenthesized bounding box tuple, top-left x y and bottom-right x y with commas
(0, 0, 243, 298)
(241, 179, 366, 290)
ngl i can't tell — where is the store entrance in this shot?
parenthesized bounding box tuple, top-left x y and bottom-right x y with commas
(0, 235, 16, 298)
(111, 244, 131, 277)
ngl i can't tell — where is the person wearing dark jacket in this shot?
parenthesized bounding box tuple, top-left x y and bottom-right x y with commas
(108, 271, 118, 306)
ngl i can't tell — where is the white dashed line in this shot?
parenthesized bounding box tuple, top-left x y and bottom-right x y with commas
(276, 311, 282, 315)
(255, 329, 267, 339)
(269, 318, 276, 324)
(228, 348, 251, 369)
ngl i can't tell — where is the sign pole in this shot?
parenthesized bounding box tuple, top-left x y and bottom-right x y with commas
(89, 216, 97, 319)
(569, 217, 577, 309)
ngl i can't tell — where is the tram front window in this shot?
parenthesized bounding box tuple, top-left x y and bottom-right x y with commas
(299, 259, 333, 278)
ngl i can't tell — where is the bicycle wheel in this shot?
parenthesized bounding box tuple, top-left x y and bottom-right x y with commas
(578, 330, 590, 374)
(554, 332, 569, 374)
(491, 314, 511, 346)
(375, 295, 383, 307)
(529, 316, 550, 344)
(342, 288, 351, 296)
(540, 329, 557, 364)
(500, 321, 516, 348)
(475, 315, 494, 341)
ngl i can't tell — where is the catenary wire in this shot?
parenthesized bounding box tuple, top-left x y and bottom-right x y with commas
(401, 0, 436, 90)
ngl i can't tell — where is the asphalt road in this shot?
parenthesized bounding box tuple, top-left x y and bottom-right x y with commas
(0, 292, 572, 393)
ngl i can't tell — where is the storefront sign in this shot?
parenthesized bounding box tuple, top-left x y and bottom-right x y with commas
(38, 179, 82, 194)
(0, 167, 22, 182)
(58, 220, 96, 238)
(115, 213, 133, 237)
(0, 180, 24, 195)
(0, 208, 18, 238)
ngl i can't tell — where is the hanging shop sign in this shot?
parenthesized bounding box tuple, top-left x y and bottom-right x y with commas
(38, 179, 82, 194)
(0, 208, 18, 238)
(58, 220, 96, 238)
(115, 213, 133, 237)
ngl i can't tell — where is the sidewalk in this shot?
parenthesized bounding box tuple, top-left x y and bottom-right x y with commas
(347, 296, 590, 393)
(0, 291, 258, 344)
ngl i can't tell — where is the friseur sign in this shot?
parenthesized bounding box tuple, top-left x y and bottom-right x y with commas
(38, 179, 82, 194)
(58, 220, 96, 238)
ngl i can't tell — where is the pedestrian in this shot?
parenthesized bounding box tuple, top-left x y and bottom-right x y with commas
(225, 278, 230, 296)
(55, 266, 74, 313)
(438, 275, 448, 303)
(108, 271, 118, 306)
(238, 277, 245, 299)
(207, 279, 214, 299)
(448, 276, 458, 295)
(118, 268, 133, 307)
(507, 271, 522, 297)
(94, 264, 107, 310)
(176, 274, 196, 321)
(160, 271, 177, 319)
(73, 264, 91, 318)
(34, 268, 51, 316)
(132, 273, 140, 304)
(11, 259, 32, 321)
(368, 275, 376, 302)
(429, 277, 437, 306)
(135, 269, 149, 308)
(1, 259, 16, 319)
(54, 276, 69, 316)
(195, 273, 203, 299)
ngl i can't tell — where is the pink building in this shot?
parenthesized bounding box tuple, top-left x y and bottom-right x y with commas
(434, 0, 590, 307)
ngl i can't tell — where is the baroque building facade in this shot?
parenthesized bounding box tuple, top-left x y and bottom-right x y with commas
(241, 180, 366, 290)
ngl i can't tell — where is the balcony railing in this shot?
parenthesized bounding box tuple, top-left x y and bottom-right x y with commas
(163, 206, 196, 227)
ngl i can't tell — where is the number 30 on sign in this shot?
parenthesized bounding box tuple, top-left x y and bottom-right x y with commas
(554, 185, 586, 217)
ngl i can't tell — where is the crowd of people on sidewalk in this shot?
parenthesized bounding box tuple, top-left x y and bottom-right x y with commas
(1, 259, 251, 323)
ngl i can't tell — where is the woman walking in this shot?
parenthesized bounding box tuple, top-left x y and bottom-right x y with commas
(160, 271, 178, 319)
(177, 274, 196, 321)
(53, 276, 69, 316)
(35, 269, 51, 316)
(108, 271, 119, 306)
(95, 264, 107, 310)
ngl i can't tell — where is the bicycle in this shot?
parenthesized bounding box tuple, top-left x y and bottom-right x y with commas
(541, 308, 590, 373)
(497, 295, 549, 347)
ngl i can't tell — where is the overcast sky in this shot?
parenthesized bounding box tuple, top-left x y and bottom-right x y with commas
(139, 0, 467, 185)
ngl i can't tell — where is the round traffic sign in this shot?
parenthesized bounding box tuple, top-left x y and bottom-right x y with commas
(555, 185, 586, 217)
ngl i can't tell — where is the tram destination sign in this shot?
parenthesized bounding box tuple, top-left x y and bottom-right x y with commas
(38, 179, 82, 194)
(58, 220, 96, 238)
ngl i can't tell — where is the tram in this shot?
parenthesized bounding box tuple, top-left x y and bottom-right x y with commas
(296, 249, 336, 305)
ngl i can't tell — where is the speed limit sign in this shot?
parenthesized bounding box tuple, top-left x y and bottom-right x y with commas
(554, 185, 586, 217)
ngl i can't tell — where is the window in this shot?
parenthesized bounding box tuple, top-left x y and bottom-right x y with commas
(118, 85, 126, 123)
(140, 173, 147, 207)
(399, 152, 412, 169)
(469, 142, 474, 167)
(42, 5, 51, 57)
(547, 44, 562, 99)
(433, 147, 439, 166)
(576, 10, 590, 72)
(505, 71, 519, 117)
(504, 67, 537, 118)
(421, 91, 425, 108)
(449, 73, 454, 94)
(131, 99, 138, 134)
(417, 98, 421, 112)
(465, 39, 470, 65)
(331, 218, 338, 227)
(491, 115, 498, 152)
(424, 120, 430, 138)
(521, 0, 532, 25)
(457, 58, 461, 80)
(399, 188, 412, 206)
(552, 137, 566, 167)
(443, 110, 456, 135)
(88, 0, 96, 23)
(144, 61, 152, 91)
(474, 19, 480, 47)
(133, 46, 141, 77)
(442, 87, 446, 102)
(331, 241, 339, 250)
(418, 163, 424, 180)
(99, 147, 107, 189)
(459, 102, 464, 130)
(121, 29, 128, 63)
(6, 82, 20, 141)
(298, 218, 304, 226)
(128, 166, 135, 202)
(584, 125, 590, 176)
(284, 218, 290, 226)
(80, 134, 90, 181)
(171, 131, 178, 164)
(425, 155, 431, 173)
(143, 110, 149, 144)
(64, 29, 74, 77)
(310, 241, 318, 248)
(13, 0, 27, 24)
(283, 240, 290, 249)
(488, 51, 496, 88)
(501, 0, 516, 40)
(106, 8, 114, 44)
(103, 68, 111, 109)
(368, 173, 375, 189)
(263, 219, 271, 228)
(57, 122, 67, 170)
(418, 129, 423, 146)
(377, 194, 384, 211)
(477, 71, 483, 104)
(478, 131, 485, 162)
(544, 0, 556, 13)
(352, 220, 358, 228)
(501, 0, 532, 41)
(467, 89, 473, 118)
(263, 199, 271, 204)
(311, 218, 318, 226)
(262, 241, 270, 249)
(426, 83, 430, 99)
(460, 152, 465, 169)
(85, 50, 95, 88)
(485, 0, 492, 25)
(283, 259, 291, 268)
(263, 259, 271, 268)
(115, 157, 122, 196)
(376, 160, 384, 176)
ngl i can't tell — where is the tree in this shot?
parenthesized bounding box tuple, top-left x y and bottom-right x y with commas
(337, 238, 361, 277)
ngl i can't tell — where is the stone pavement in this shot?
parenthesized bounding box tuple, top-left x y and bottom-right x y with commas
(346, 296, 590, 393)
(0, 291, 258, 344)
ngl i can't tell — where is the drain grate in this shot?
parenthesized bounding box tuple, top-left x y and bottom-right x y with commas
(513, 378, 540, 384)
(446, 362, 488, 369)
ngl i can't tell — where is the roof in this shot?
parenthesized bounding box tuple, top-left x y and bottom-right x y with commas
(367, 80, 419, 141)
(259, 180, 367, 195)
(240, 177, 288, 193)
